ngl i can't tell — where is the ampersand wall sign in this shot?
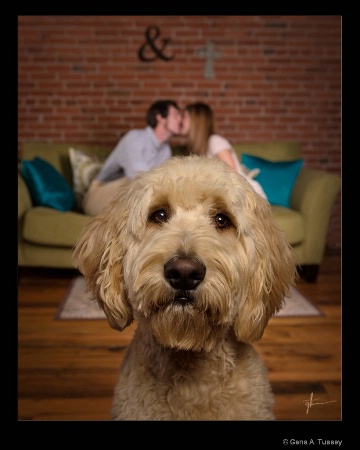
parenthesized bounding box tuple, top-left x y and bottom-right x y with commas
(138, 25, 174, 62)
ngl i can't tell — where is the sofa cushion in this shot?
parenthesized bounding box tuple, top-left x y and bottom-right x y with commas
(21, 157, 75, 211)
(271, 206, 305, 245)
(21, 142, 113, 185)
(69, 147, 104, 209)
(233, 142, 301, 162)
(23, 207, 91, 247)
(241, 154, 303, 208)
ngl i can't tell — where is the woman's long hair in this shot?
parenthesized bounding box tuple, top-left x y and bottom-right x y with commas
(185, 103, 214, 155)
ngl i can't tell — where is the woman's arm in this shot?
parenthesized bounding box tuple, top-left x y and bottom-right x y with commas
(214, 148, 237, 172)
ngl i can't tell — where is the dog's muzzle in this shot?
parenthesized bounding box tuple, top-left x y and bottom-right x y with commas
(164, 257, 206, 304)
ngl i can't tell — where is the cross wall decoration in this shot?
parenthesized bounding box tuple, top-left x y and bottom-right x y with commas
(137, 26, 221, 79)
(196, 41, 221, 79)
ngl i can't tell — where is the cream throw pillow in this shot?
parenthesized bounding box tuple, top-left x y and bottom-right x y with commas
(68, 148, 104, 209)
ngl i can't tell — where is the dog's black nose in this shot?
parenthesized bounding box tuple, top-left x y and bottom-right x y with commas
(164, 257, 206, 291)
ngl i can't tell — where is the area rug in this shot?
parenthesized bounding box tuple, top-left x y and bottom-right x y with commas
(55, 276, 322, 320)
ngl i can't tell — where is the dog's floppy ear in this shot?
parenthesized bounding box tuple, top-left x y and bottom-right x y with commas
(233, 191, 297, 343)
(72, 183, 133, 331)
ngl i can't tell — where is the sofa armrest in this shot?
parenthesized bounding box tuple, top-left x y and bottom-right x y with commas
(290, 168, 341, 264)
(18, 172, 32, 219)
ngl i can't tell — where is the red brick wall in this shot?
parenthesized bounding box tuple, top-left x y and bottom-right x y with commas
(18, 15, 341, 250)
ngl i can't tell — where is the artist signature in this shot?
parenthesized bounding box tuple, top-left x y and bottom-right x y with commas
(303, 392, 337, 414)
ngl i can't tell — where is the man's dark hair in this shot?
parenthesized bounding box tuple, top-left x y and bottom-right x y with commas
(146, 99, 179, 128)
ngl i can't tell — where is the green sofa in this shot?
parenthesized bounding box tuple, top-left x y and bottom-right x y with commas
(18, 141, 341, 282)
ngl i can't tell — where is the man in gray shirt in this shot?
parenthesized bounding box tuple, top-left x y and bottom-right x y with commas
(83, 99, 183, 216)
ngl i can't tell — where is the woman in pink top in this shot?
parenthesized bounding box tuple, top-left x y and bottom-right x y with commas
(181, 102, 267, 200)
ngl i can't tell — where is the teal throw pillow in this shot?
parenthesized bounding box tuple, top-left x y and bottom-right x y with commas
(21, 157, 75, 211)
(241, 154, 304, 207)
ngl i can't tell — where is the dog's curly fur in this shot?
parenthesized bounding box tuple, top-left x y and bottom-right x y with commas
(73, 155, 297, 420)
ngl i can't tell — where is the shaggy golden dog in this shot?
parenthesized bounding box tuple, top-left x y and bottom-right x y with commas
(73, 155, 297, 420)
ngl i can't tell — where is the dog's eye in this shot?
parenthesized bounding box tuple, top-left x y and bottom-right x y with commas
(150, 209, 168, 224)
(214, 213, 231, 229)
